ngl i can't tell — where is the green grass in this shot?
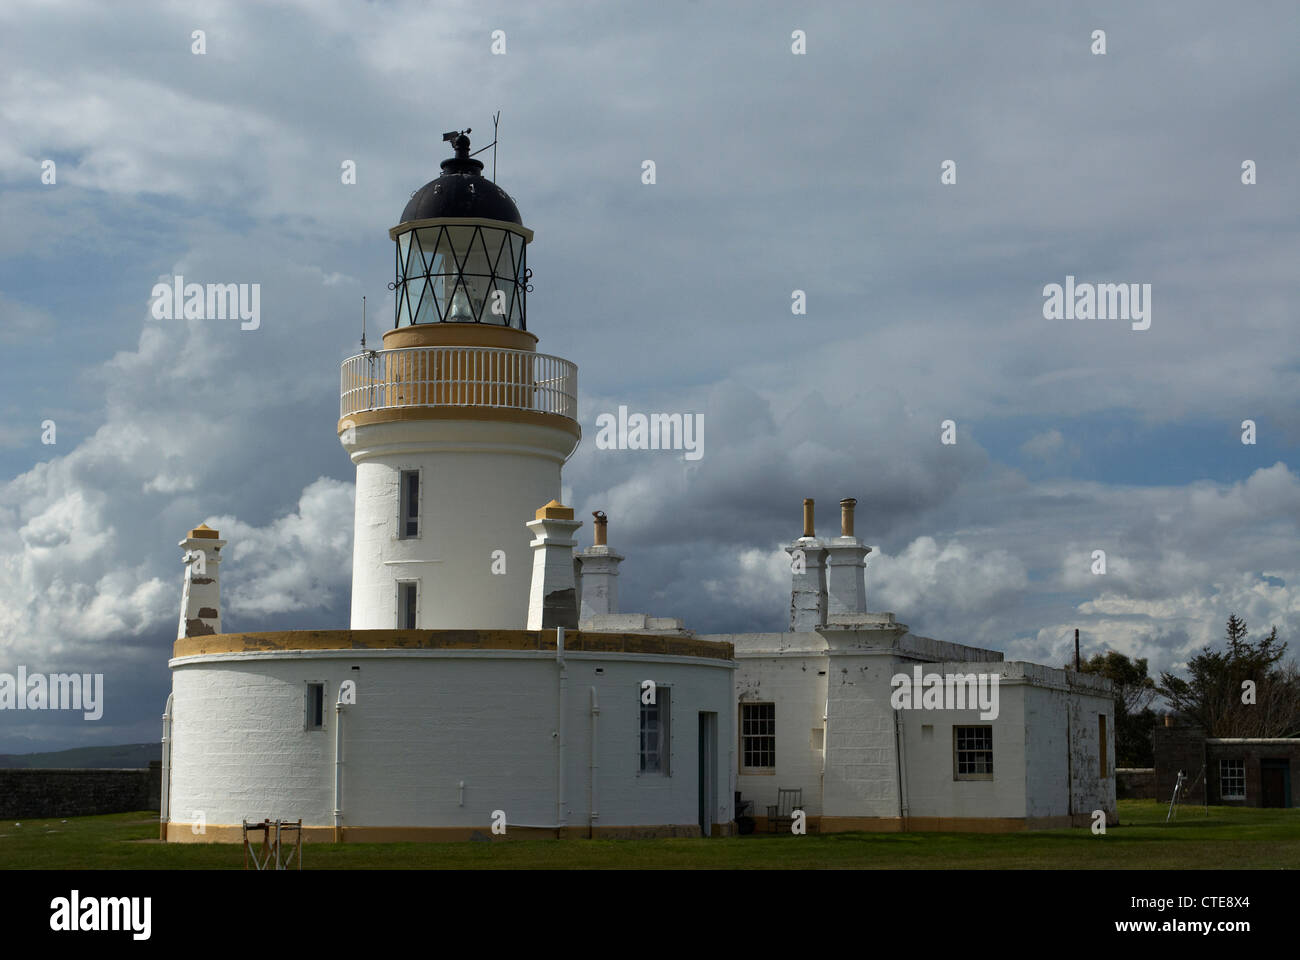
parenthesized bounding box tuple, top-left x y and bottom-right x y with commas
(1, 801, 1295, 869)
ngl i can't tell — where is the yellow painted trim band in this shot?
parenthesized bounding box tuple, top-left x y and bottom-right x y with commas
(338, 406, 579, 435)
(174, 628, 734, 661)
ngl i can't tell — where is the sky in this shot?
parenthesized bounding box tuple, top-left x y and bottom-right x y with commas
(0, 0, 1296, 752)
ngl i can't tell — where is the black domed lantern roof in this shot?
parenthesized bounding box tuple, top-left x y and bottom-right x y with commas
(390, 129, 533, 330)
(399, 131, 522, 225)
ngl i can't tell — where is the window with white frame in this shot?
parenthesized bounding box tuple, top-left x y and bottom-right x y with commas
(740, 702, 776, 770)
(1220, 758, 1245, 800)
(305, 682, 325, 731)
(397, 580, 418, 629)
(954, 725, 993, 779)
(639, 685, 671, 775)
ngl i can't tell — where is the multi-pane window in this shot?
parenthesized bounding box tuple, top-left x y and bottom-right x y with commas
(741, 703, 776, 770)
(397, 581, 418, 629)
(639, 686, 671, 775)
(1220, 759, 1245, 800)
(954, 725, 994, 779)
(399, 470, 420, 539)
(305, 682, 325, 731)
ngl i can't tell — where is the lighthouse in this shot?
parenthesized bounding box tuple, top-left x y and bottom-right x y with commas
(339, 131, 580, 629)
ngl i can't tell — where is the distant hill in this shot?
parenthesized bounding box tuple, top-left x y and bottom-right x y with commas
(0, 743, 161, 769)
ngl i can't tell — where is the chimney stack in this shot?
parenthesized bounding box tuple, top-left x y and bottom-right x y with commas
(575, 510, 624, 620)
(825, 497, 870, 617)
(787, 498, 828, 631)
(177, 524, 226, 638)
(526, 500, 582, 630)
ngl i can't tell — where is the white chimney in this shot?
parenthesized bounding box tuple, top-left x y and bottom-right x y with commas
(826, 497, 870, 615)
(526, 500, 582, 630)
(177, 524, 226, 638)
(786, 498, 827, 632)
(576, 510, 624, 619)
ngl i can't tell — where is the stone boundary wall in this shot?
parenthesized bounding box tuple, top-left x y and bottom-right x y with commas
(0, 761, 161, 818)
(1115, 767, 1156, 799)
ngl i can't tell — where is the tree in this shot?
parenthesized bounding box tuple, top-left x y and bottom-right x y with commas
(1076, 651, 1159, 766)
(1157, 614, 1300, 738)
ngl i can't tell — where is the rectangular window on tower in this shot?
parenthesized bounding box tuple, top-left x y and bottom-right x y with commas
(397, 581, 418, 629)
(399, 469, 420, 539)
(305, 682, 325, 731)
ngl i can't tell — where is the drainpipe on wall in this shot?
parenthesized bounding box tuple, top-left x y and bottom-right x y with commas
(821, 699, 829, 808)
(160, 693, 173, 842)
(894, 708, 909, 827)
(557, 626, 568, 833)
(334, 692, 348, 842)
(589, 686, 599, 838)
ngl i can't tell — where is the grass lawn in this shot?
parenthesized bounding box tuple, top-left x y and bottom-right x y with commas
(0, 800, 1294, 869)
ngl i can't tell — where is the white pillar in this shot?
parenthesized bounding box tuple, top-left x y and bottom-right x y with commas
(526, 500, 582, 630)
(177, 524, 226, 638)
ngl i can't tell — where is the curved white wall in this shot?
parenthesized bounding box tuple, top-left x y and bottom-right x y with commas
(168, 649, 733, 833)
(347, 417, 578, 629)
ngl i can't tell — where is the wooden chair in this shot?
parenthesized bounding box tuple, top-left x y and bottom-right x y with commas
(767, 787, 802, 833)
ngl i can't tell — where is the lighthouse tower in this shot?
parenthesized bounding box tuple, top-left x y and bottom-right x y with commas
(340, 131, 580, 629)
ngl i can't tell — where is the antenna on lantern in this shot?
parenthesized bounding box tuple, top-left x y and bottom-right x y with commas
(466, 112, 501, 182)
(360, 295, 366, 349)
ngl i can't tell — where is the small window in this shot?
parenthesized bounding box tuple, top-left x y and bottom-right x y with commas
(1220, 759, 1245, 800)
(740, 703, 776, 770)
(1098, 714, 1108, 778)
(397, 581, 418, 629)
(399, 470, 420, 539)
(954, 725, 993, 780)
(639, 685, 671, 775)
(306, 682, 325, 731)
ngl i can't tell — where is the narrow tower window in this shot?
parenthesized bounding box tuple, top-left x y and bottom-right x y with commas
(397, 581, 418, 629)
(305, 682, 325, 731)
(399, 470, 420, 538)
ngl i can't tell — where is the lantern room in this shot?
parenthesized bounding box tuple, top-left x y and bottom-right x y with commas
(390, 130, 532, 329)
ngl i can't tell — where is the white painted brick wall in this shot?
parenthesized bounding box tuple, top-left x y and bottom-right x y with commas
(170, 650, 734, 830)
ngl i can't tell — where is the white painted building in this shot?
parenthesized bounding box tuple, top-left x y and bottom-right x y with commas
(162, 133, 1113, 843)
(707, 499, 1116, 832)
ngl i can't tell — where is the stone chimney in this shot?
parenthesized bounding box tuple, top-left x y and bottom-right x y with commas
(526, 500, 582, 630)
(825, 497, 870, 616)
(177, 524, 226, 638)
(786, 498, 827, 631)
(576, 510, 624, 620)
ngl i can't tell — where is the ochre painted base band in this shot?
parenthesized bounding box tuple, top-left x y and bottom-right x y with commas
(164, 822, 733, 843)
(752, 814, 1090, 834)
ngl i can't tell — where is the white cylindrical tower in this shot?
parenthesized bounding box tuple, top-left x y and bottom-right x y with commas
(340, 131, 580, 629)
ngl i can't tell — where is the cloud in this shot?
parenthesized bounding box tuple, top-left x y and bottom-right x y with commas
(0, 0, 1296, 751)
(1021, 428, 1065, 461)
